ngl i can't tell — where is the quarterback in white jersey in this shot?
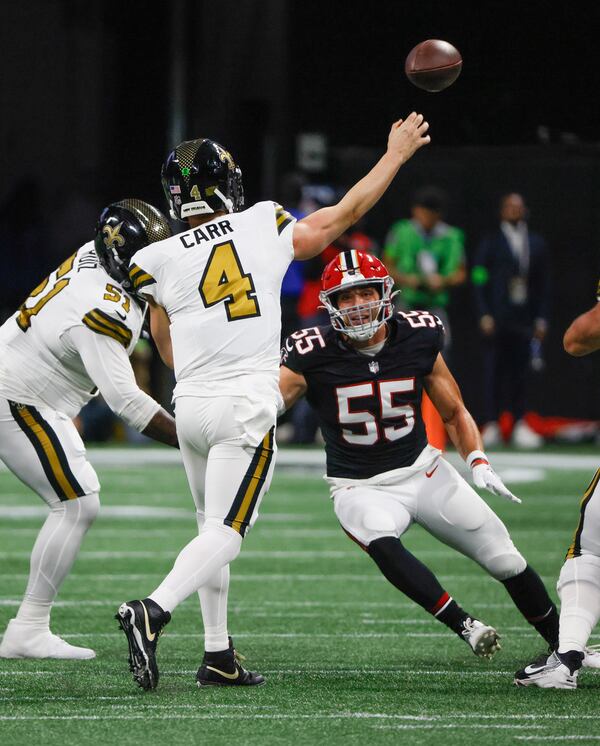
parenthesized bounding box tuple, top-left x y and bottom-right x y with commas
(130, 199, 292, 408)
(116, 114, 431, 691)
(0, 200, 178, 660)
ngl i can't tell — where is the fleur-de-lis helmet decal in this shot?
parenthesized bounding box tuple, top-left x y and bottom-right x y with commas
(94, 200, 171, 290)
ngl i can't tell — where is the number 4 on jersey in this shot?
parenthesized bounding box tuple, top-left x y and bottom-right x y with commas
(198, 240, 261, 321)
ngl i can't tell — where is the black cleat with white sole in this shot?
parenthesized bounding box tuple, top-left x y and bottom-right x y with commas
(196, 637, 265, 687)
(514, 649, 584, 689)
(115, 598, 171, 691)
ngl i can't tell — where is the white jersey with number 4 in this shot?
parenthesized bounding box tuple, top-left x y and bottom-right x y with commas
(0, 243, 145, 417)
(129, 201, 295, 398)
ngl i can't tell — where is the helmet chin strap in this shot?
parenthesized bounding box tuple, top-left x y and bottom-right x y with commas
(213, 188, 234, 213)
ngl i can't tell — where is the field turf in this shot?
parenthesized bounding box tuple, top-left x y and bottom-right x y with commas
(0, 448, 598, 745)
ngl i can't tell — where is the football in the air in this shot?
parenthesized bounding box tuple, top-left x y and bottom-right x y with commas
(405, 39, 462, 92)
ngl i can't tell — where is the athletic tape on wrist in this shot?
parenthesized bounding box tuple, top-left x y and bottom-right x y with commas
(466, 449, 489, 470)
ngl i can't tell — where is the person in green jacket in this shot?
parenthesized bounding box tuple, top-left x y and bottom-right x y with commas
(383, 186, 466, 348)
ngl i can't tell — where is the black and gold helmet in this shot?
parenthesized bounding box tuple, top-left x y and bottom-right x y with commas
(161, 138, 244, 222)
(94, 199, 171, 289)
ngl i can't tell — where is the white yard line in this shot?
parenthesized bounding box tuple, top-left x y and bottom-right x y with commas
(516, 739, 600, 742)
(0, 506, 312, 521)
(0, 550, 357, 560)
(0, 447, 597, 473)
(0, 549, 572, 560)
(0, 572, 557, 583)
(0, 631, 538, 640)
(0, 598, 520, 610)
(0, 713, 587, 728)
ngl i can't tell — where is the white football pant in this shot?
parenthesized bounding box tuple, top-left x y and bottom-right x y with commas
(329, 446, 526, 581)
(149, 394, 276, 621)
(558, 469, 600, 653)
(0, 397, 100, 636)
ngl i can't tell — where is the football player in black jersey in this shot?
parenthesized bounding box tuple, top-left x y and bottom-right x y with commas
(515, 284, 600, 688)
(280, 250, 560, 659)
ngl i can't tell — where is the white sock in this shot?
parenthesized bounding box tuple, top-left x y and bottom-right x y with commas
(193, 510, 230, 652)
(150, 522, 241, 613)
(557, 554, 600, 653)
(199, 564, 230, 652)
(15, 493, 100, 627)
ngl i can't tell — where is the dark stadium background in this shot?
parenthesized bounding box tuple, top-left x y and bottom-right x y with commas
(1, 0, 599, 422)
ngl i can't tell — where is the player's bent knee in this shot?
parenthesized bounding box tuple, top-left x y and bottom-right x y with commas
(62, 491, 100, 528)
(201, 519, 243, 563)
(484, 549, 527, 580)
(362, 508, 397, 534)
(558, 554, 600, 593)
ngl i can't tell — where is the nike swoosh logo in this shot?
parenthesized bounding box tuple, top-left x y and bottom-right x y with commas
(425, 465, 439, 478)
(116, 311, 127, 320)
(205, 665, 239, 680)
(524, 664, 548, 675)
(140, 602, 156, 642)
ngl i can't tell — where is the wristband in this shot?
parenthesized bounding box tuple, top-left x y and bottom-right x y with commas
(466, 449, 490, 470)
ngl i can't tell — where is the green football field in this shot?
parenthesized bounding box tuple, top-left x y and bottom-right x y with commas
(0, 447, 599, 745)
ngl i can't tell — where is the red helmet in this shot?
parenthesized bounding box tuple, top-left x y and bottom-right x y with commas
(319, 250, 394, 340)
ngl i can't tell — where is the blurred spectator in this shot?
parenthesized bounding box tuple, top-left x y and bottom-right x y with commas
(291, 186, 337, 444)
(472, 192, 550, 448)
(383, 186, 466, 451)
(295, 184, 339, 329)
(383, 185, 466, 350)
(337, 215, 380, 256)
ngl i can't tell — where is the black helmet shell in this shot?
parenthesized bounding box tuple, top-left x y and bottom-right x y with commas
(161, 138, 244, 221)
(94, 198, 171, 289)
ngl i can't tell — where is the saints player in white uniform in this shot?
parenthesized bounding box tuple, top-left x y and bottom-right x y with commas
(515, 282, 600, 688)
(0, 200, 178, 660)
(115, 113, 431, 690)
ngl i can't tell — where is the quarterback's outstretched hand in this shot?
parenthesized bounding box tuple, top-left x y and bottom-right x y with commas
(387, 113, 430, 161)
(467, 450, 521, 504)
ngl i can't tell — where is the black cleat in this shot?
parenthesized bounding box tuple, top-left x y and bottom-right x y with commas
(115, 598, 171, 691)
(514, 649, 583, 689)
(196, 637, 265, 687)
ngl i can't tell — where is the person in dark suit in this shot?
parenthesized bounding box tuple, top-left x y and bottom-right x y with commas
(472, 193, 550, 448)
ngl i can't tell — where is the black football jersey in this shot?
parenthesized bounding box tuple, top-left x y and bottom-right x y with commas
(281, 310, 444, 479)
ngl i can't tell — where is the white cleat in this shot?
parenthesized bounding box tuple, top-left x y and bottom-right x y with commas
(0, 619, 95, 660)
(461, 617, 501, 659)
(514, 650, 581, 689)
(583, 645, 600, 669)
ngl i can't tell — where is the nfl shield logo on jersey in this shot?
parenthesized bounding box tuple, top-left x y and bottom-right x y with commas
(368, 360, 379, 374)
